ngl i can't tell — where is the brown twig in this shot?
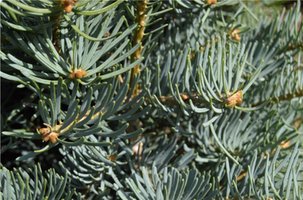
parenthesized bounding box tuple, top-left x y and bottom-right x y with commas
(130, 0, 148, 95)
(251, 89, 303, 108)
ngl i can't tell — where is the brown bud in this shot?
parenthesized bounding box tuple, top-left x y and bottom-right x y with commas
(81, 70, 87, 77)
(234, 34, 241, 41)
(226, 90, 243, 108)
(39, 128, 50, 135)
(70, 70, 87, 79)
(230, 28, 241, 41)
(69, 72, 75, 79)
(181, 94, 189, 101)
(109, 154, 117, 162)
(207, 0, 217, 5)
(236, 93, 243, 104)
(42, 133, 50, 142)
(75, 70, 83, 79)
(49, 133, 58, 144)
(73, 70, 87, 79)
(65, 4, 72, 13)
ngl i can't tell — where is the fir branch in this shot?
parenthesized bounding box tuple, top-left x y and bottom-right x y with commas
(251, 89, 303, 108)
(130, 0, 148, 95)
(146, 91, 243, 108)
(1, 0, 302, 199)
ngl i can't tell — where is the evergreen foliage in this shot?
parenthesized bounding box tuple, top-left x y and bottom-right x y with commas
(1, 0, 303, 199)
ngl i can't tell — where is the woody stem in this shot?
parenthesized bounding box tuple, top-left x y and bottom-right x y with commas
(130, 0, 148, 95)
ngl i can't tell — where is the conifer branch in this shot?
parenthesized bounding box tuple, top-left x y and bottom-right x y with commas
(50, 2, 62, 52)
(130, 0, 148, 95)
(1, 0, 302, 198)
(146, 91, 243, 107)
(251, 89, 303, 108)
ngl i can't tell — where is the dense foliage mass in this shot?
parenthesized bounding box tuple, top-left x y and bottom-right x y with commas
(1, 0, 303, 199)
